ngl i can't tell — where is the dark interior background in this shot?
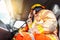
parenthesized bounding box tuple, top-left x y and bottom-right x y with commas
(21, 0, 60, 21)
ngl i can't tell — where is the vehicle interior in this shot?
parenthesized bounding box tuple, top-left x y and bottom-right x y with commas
(0, 0, 60, 40)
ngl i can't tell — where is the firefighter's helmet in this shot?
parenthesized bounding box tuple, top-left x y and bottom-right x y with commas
(31, 4, 45, 10)
(31, 4, 45, 12)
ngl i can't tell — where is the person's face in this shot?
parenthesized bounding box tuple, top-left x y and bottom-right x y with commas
(32, 10, 36, 17)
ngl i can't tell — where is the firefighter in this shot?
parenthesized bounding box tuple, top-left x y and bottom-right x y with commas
(31, 3, 58, 39)
(27, 4, 59, 40)
(13, 4, 59, 40)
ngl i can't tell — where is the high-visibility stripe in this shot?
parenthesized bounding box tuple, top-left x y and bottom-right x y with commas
(28, 23, 32, 29)
(29, 33, 35, 40)
(37, 24, 44, 33)
(46, 34, 58, 40)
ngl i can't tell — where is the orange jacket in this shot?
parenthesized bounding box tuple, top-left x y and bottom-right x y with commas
(13, 32, 51, 40)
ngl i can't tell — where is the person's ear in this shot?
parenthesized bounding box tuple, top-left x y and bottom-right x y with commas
(33, 10, 36, 14)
